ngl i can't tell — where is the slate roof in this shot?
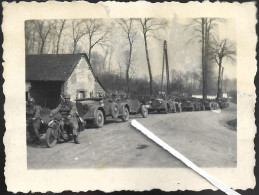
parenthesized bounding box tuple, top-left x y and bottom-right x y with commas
(26, 53, 107, 92)
(26, 54, 87, 81)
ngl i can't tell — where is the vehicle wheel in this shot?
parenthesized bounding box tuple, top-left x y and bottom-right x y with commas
(121, 106, 130, 122)
(45, 128, 58, 148)
(110, 102, 119, 119)
(94, 110, 104, 128)
(141, 105, 148, 118)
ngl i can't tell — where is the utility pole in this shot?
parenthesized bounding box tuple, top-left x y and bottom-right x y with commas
(164, 40, 170, 94)
(161, 43, 165, 93)
(160, 40, 170, 95)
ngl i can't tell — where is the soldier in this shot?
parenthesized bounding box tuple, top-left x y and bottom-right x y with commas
(26, 98, 41, 144)
(50, 94, 80, 144)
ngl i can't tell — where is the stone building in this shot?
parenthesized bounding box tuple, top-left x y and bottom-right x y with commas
(26, 53, 106, 108)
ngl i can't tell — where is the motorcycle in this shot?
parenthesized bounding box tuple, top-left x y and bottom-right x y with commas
(45, 114, 85, 148)
(26, 118, 48, 143)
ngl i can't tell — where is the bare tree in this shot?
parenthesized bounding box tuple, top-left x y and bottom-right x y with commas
(34, 20, 51, 54)
(192, 71, 200, 90)
(84, 19, 110, 62)
(52, 19, 66, 54)
(25, 21, 37, 54)
(91, 51, 106, 76)
(108, 47, 113, 73)
(102, 49, 109, 73)
(71, 20, 87, 54)
(214, 39, 236, 100)
(188, 18, 219, 100)
(137, 18, 167, 95)
(117, 19, 138, 95)
(117, 58, 125, 80)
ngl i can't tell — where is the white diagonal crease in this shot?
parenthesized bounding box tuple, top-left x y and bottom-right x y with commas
(131, 119, 240, 195)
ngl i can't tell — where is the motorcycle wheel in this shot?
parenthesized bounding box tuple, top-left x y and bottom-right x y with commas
(45, 128, 58, 148)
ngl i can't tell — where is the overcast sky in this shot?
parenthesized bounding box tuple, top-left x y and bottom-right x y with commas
(52, 17, 236, 81)
(90, 17, 236, 81)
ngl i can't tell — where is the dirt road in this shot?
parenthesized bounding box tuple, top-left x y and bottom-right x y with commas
(27, 103, 237, 169)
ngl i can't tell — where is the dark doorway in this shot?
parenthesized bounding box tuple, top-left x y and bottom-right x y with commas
(29, 81, 63, 109)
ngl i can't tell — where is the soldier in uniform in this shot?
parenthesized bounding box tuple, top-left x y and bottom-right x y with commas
(50, 94, 80, 144)
(26, 98, 42, 144)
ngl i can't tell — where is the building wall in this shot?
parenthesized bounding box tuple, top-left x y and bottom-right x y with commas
(94, 82, 105, 97)
(64, 57, 105, 100)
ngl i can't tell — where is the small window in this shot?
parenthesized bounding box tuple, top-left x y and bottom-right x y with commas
(77, 90, 86, 99)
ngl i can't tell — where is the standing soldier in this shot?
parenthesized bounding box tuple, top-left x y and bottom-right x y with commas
(26, 98, 41, 144)
(50, 94, 80, 144)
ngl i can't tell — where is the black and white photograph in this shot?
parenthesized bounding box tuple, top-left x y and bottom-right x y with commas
(3, 1, 256, 193)
(25, 17, 237, 169)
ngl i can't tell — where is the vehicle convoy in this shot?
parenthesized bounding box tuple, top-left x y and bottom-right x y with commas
(202, 100, 219, 110)
(211, 101, 219, 110)
(167, 99, 178, 113)
(148, 97, 176, 114)
(217, 99, 229, 109)
(174, 101, 182, 112)
(192, 99, 204, 111)
(117, 98, 149, 118)
(45, 115, 85, 148)
(75, 97, 130, 128)
(181, 100, 195, 111)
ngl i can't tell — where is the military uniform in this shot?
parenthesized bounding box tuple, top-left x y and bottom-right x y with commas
(51, 96, 79, 144)
(26, 99, 42, 142)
